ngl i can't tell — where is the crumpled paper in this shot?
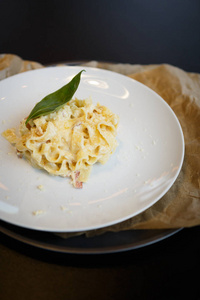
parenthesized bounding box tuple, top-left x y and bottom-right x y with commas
(0, 53, 43, 80)
(0, 54, 199, 237)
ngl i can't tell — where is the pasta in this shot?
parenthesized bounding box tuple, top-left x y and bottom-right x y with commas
(3, 97, 119, 188)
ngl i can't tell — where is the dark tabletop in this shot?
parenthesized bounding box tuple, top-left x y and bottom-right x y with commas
(0, 1, 200, 299)
(1, 227, 200, 299)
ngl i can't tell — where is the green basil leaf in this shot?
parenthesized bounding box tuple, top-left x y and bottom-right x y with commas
(25, 70, 85, 125)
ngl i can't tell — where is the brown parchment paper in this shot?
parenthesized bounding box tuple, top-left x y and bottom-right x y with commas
(0, 54, 199, 237)
(0, 53, 43, 80)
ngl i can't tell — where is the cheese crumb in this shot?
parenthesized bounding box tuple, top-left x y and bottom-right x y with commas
(60, 206, 72, 214)
(37, 184, 44, 190)
(32, 210, 45, 216)
(60, 205, 68, 211)
(135, 145, 144, 152)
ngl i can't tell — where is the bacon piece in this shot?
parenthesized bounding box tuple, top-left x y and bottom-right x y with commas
(26, 122, 31, 130)
(74, 171, 83, 189)
(16, 150, 23, 158)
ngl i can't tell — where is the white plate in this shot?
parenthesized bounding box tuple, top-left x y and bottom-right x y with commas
(0, 66, 184, 232)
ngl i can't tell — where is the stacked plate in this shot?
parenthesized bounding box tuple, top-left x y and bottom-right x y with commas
(0, 66, 184, 253)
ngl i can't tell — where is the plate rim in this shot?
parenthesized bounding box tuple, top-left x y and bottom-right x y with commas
(0, 65, 185, 232)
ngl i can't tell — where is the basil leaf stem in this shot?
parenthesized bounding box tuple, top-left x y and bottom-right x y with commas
(25, 70, 85, 125)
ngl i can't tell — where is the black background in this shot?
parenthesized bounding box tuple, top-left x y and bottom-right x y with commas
(0, 1, 200, 299)
(1, 0, 200, 72)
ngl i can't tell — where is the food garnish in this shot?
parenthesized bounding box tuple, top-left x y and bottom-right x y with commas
(25, 70, 85, 125)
